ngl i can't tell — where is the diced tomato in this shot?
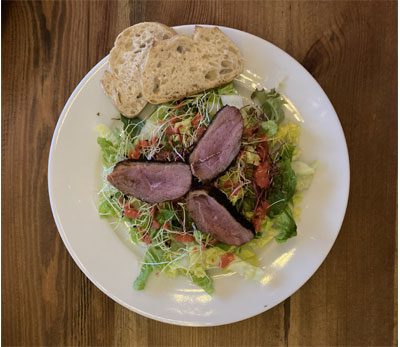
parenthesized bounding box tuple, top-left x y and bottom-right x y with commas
(138, 139, 149, 148)
(175, 233, 195, 243)
(254, 161, 270, 189)
(163, 221, 171, 229)
(165, 125, 180, 136)
(129, 147, 141, 159)
(219, 253, 235, 268)
(223, 180, 234, 188)
(169, 116, 180, 124)
(252, 201, 270, 232)
(141, 234, 152, 244)
(191, 113, 203, 127)
(243, 126, 258, 137)
(152, 219, 160, 229)
(124, 205, 140, 219)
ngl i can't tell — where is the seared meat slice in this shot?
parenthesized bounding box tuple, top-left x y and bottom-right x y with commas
(107, 160, 192, 204)
(186, 189, 254, 246)
(189, 106, 243, 182)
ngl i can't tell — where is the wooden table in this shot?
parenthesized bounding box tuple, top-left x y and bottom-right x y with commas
(2, 1, 397, 346)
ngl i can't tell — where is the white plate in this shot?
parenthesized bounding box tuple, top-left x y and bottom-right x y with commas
(48, 25, 349, 326)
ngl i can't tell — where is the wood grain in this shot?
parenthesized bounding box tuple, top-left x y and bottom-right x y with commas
(2, 1, 397, 346)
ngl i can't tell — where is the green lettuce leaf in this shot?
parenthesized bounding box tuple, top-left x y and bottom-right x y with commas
(268, 146, 297, 216)
(133, 247, 164, 290)
(272, 208, 297, 243)
(261, 120, 278, 137)
(156, 209, 175, 224)
(121, 115, 145, 139)
(190, 273, 214, 295)
(98, 193, 122, 218)
(217, 82, 237, 95)
(97, 137, 119, 168)
(292, 161, 317, 191)
(251, 89, 285, 124)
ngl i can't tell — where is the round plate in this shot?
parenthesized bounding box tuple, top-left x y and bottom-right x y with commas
(48, 25, 349, 326)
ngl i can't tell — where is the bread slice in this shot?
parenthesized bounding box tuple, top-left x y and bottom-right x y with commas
(101, 22, 176, 117)
(141, 26, 244, 104)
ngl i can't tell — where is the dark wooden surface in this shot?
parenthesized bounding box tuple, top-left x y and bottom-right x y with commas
(2, 1, 397, 346)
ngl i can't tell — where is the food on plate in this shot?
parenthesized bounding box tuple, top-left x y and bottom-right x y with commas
(107, 161, 192, 204)
(141, 26, 243, 104)
(101, 24, 243, 117)
(186, 190, 253, 246)
(101, 22, 176, 117)
(189, 105, 243, 182)
(97, 23, 316, 294)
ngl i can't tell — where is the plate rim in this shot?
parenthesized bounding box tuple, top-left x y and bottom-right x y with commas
(48, 24, 350, 326)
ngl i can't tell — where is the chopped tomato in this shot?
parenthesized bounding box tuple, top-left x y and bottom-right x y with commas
(191, 113, 203, 127)
(256, 143, 268, 162)
(219, 253, 235, 268)
(169, 116, 180, 124)
(141, 234, 152, 244)
(138, 139, 149, 148)
(129, 147, 141, 159)
(252, 201, 270, 232)
(254, 161, 270, 189)
(152, 219, 160, 229)
(163, 221, 171, 229)
(165, 125, 180, 136)
(175, 233, 195, 243)
(243, 126, 258, 137)
(124, 205, 140, 219)
(223, 180, 234, 188)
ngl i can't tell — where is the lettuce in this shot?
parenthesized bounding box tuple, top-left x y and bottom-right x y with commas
(191, 273, 214, 295)
(133, 247, 164, 290)
(272, 123, 300, 146)
(236, 245, 259, 266)
(261, 120, 278, 137)
(268, 146, 297, 216)
(121, 115, 144, 138)
(251, 89, 285, 124)
(227, 260, 264, 281)
(220, 95, 244, 109)
(204, 247, 226, 266)
(292, 161, 317, 191)
(242, 146, 261, 166)
(272, 208, 297, 243)
(98, 193, 122, 218)
(217, 82, 238, 95)
(97, 137, 119, 168)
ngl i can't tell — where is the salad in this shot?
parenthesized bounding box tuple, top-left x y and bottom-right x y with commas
(97, 82, 316, 294)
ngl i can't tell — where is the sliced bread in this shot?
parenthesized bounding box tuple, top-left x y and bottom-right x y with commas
(101, 22, 176, 117)
(141, 26, 243, 104)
